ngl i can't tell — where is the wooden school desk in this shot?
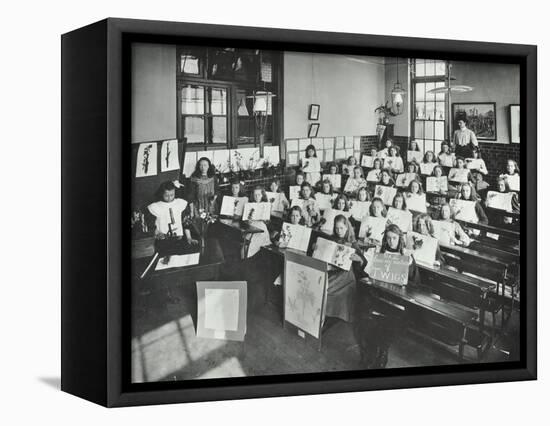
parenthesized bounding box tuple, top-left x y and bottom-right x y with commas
(216, 218, 266, 259)
(359, 277, 477, 361)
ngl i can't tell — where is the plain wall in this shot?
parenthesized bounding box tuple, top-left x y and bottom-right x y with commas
(384, 57, 410, 137)
(450, 61, 520, 144)
(284, 52, 386, 138)
(131, 43, 177, 143)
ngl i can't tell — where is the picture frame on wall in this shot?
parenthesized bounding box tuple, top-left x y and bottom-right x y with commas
(308, 122, 320, 138)
(452, 102, 497, 141)
(309, 103, 320, 120)
(62, 18, 537, 407)
(510, 104, 520, 143)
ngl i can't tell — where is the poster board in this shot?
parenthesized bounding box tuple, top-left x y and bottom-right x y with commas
(315, 193, 334, 211)
(160, 140, 180, 172)
(320, 209, 352, 235)
(279, 222, 312, 252)
(155, 253, 200, 270)
(349, 201, 371, 221)
(407, 150, 423, 163)
(266, 191, 287, 213)
(406, 232, 439, 265)
(432, 220, 456, 246)
(366, 252, 410, 286)
(448, 168, 470, 183)
(358, 216, 388, 243)
(405, 193, 427, 213)
(386, 207, 413, 233)
(284, 251, 327, 341)
(136, 142, 158, 177)
(288, 185, 301, 201)
(220, 196, 248, 218)
(312, 237, 355, 271)
(242, 202, 272, 221)
(322, 174, 342, 189)
(449, 199, 479, 223)
(366, 169, 382, 182)
(486, 191, 514, 212)
(396, 173, 417, 188)
(374, 185, 397, 206)
(196, 281, 247, 341)
(426, 176, 448, 193)
(419, 162, 437, 176)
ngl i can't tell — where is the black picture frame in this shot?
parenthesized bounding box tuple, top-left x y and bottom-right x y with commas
(452, 102, 498, 141)
(308, 122, 320, 138)
(61, 18, 537, 407)
(309, 103, 320, 120)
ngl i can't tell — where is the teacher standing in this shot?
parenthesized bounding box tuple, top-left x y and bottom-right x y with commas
(453, 118, 478, 158)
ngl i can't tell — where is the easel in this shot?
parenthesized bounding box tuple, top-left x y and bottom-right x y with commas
(282, 250, 328, 352)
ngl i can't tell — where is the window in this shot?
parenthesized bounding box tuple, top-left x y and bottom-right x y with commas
(412, 59, 448, 155)
(176, 46, 281, 150)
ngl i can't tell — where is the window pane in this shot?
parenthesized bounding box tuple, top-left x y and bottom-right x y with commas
(415, 139, 425, 153)
(179, 47, 204, 75)
(415, 82, 425, 101)
(183, 116, 204, 143)
(424, 140, 434, 153)
(435, 81, 446, 101)
(434, 121, 445, 140)
(181, 85, 204, 115)
(211, 117, 227, 144)
(415, 102, 426, 119)
(425, 121, 434, 139)
(414, 121, 424, 139)
(425, 60, 435, 76)
(209, 48, 236, 79)
(209, 88, 227, 115)
(425, 82, 435, 101)
(415, 59, 425, 77)
(435, 102, 445, 121)
(435, 61, 446, 76)
(425, 103, 435, 121)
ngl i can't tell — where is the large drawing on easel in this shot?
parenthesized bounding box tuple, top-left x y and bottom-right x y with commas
(284, 252, 327, 339)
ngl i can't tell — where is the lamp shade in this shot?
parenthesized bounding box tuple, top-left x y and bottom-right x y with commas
(253, 96, 268, 113)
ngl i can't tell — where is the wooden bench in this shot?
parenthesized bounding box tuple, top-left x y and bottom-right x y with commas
(359, 277, 478, 361)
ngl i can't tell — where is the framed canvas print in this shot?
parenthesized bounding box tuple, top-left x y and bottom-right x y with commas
(62, 18, 536, 407)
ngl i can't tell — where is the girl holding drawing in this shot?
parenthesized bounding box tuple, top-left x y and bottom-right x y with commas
(385, 145, 404, 174)
(245, 186, 272, 258)
(342, 155, 359, 176)
(324, 214, 366, 323)
(455, 183, 489, 225)
(301, 144, 322, 186)
(343, 166, 367, 196)
(147, 181, 192, 242)
(298, 182, 321, 227)
(369, 197, 388, 218)
(438, 142, 455, 169)
(379, 169, 395, 187)
(437, 203, 472, 247)
(391, 192, 408, 211)
(499, 159, 520, 192)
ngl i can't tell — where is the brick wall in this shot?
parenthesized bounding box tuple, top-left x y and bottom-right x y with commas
(479, 142, 520, 185)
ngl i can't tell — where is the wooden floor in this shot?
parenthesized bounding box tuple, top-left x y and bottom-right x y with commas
(131, 277, 518, 383)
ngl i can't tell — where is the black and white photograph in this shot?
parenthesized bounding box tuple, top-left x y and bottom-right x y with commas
(130, 44, 523, 383)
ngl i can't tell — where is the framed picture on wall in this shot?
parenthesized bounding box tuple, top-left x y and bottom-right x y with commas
(510, 104, 520, 143)
(309, 103, 320, 120)
(452, 102, 497, 141)
(62, 18, 536, 407)
(308, 123, 320, 138)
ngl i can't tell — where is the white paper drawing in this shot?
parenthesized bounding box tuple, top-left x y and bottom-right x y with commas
(242, 202, 271, 221)
(160, 140, 180, 172)
(289, 185, 301, 201)
(406, 193, 427, 213)
(407, 150, 423, 163)
(279, 222, 312, 252)
(366, 169, 382, 182)
(358, 216, 388, 242)
(322, 174, 342, 189)
(432, 220, 456, 246)
(155, 253, 200, 270)
(312, 237, 355, 271)
(386, 207, 413, 233)
(349, 201, 371, 221)
(286, 139, 299, 152)
(448, 168, 470, 183)
(419, 162, 437, 176)
(182, 151, 197, 177)
(486, 191, 514, 212)
(374, 185, 397, 206)
(450, 199, 478, 223)
(407, 232, 438, 265)
(315, 193, 334, 211)
(396, 173, 417, 188)
(426, 176, 448, 193)
(204, 288, 240, 331)
(335, 136, 345, 149)
(285, 260, 325, 338)
(136, 142, 158, 177)
(220, 196, 248, 217)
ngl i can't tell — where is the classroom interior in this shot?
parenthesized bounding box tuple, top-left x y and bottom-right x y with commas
(130, 44, 521, 383)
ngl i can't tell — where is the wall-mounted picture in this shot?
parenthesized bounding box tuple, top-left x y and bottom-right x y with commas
(452, 102, 497, 141)
(510, 104, 520, 143)
(308, 123, 320, 138)
(309, 103, 320, 120)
